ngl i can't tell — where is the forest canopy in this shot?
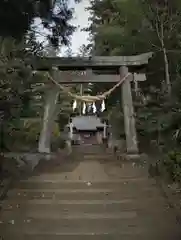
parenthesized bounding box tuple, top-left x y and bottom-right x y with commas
(0, 0, 80, 46)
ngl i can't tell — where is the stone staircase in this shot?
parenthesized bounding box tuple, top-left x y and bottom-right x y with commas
(0, 145, 180, 239)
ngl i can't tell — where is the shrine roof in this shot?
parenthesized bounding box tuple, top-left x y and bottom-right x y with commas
(66, 116, 105, 131)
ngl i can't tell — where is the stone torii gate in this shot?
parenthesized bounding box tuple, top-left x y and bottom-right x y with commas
(29, 52, 153, 155)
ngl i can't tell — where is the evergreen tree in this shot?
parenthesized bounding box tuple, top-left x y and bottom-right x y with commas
(86, 0, 181, 179)
(0, 0, 80, 46)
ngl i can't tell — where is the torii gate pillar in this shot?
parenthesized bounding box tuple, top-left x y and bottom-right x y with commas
(38, 72, 59, 153)
(120, 66, 138, 154)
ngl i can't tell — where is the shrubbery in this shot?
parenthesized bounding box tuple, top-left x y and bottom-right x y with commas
(163, 150, 181, 182)
(2, 118, 64, 152)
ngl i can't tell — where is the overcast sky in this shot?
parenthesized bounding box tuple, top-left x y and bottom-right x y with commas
(64, 0, 91, 55)
(33, 0, 91, 56)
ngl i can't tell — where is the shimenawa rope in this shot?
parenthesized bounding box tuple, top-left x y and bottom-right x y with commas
(46, 72, 131, 102)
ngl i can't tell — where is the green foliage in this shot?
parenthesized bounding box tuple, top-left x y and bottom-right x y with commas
(23, 119, 41, 144)
(87, 0, 181, 181)
(163, 150, 181, 182)
(2, 119, 40, 151)
(0, 0, 35, 39)
(0, 38, 39, 117)
(0, 37, 49, 151)
(0, 0, 81, 46)
(51, 136, 66, 152)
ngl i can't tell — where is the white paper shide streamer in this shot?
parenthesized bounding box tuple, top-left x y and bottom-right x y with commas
(72, 100, 77, 111)
(82, 102, 86, 114)
(92, 102, 97, 113)
(101, 100, 106, 112)
(73, 99, 105, 114)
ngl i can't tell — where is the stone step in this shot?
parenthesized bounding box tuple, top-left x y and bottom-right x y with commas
(1, 154, 180, 240)
(73, 154, 112, 159)
(1, 206, 171, 221)
(10, 179, 157, 190)
(0, 218, 179, 236)
(2, 233, 180, 240)
(82, 155, 112, 159)
(6, 188, 162, 201)
(1, 198, 170, 220)
(33, 161, 148, 181)
(15, 179, 152, 189)
(26, 168, 148, 180)
(72, 155, 113, 161)
(0, 211, 138, 222)
(72, 151, 108, 155)
(6, 184, 159, 196)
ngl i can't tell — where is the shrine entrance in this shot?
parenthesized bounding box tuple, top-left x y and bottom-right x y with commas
(29, 52, 153, 155)
(65, 115, 107, 146)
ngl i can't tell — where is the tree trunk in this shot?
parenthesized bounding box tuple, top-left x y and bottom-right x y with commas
(159, 22, 171, 95)
(162, 44, 171, 95)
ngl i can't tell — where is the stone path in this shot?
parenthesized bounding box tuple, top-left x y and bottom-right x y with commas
(0, 145, 180, 239)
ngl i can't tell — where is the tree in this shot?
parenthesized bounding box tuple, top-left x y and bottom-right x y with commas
(141, 0, 181, 94)
(86, 0, 181, 181)
(0, 0, 81, 46)
(0, 0, 85, 152)
(87, 0, 181, 106)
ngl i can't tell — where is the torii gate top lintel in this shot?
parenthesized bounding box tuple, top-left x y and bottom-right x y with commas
(30, 52, 153, 71)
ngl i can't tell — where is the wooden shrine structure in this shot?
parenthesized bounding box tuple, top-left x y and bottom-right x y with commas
(26, 52, 153, 155)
